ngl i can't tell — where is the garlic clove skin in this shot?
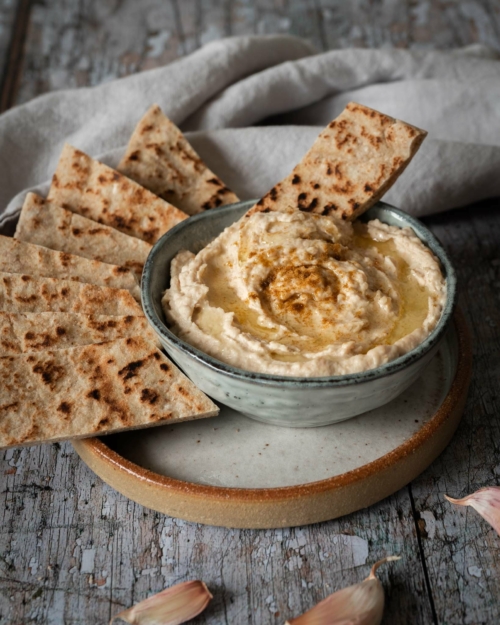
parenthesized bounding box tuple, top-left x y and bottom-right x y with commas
(109, 580, 212, 625)
(445, 487, 500, 535)
(285, 556, 400, 625)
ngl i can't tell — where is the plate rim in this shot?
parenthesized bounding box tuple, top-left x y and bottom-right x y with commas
(73, 307, 472, 505)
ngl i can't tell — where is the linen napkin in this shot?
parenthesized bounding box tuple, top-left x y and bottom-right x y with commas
(1, 34, 500, 234)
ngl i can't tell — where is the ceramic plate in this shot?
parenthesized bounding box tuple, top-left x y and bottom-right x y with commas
(73, 310, 472, 529)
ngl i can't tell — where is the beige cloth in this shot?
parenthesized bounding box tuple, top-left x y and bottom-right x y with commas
(1, 35, 500, 233)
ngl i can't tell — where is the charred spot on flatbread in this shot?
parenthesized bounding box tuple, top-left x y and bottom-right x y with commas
(247, 102, 427, 221)
(47, 144, 187, 244)
(14, 194, 150, 284)
(0, 337, 219, 449)
(117, 105, 239, 216)
(0, 312, 160, 357)
(0, 272, 142, 316)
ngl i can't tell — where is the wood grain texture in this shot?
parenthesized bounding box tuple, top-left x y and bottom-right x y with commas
(0, 0, 18, 65)
(316, 0, 500, 51)
(0, 445, 434, 624)
(0, 0, 26, 111)
(0, 1, 500, 623)
(12, 0, 500, 106)
(412, 203, 500, 625)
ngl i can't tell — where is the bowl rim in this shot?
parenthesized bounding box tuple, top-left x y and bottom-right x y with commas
(142, 200, 457, 388)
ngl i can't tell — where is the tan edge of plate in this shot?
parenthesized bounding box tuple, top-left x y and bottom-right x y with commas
(73, 308, 472, 529)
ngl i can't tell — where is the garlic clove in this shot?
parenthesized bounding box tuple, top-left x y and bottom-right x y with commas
(109, 580, 212, 625)
(285, 556, 400, 625)
(445, 487, 500, 535)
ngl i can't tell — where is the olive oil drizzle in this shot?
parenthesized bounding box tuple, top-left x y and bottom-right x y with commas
(200, 224, 431, 362)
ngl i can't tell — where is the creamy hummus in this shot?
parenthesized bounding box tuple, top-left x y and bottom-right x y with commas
(162, 210, 446, 376)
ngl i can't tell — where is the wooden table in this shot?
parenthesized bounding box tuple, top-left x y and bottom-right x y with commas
(1, 2, 500, 623)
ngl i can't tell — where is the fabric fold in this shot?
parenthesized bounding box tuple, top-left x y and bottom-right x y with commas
(1, 34, 499, 232)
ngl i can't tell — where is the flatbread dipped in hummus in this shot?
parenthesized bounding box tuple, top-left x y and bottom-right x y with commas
(0, 233, 140, 300)
(0, 336, 219, 449)
(0, 312, 159, 355)
(47, 144, 187, 243)
(163, 104, 445, 377)
(247, 102, 427, 221)
(0, 272, 142, 316)
(118, 104, 239, 215)
(15, 193, 151, 279)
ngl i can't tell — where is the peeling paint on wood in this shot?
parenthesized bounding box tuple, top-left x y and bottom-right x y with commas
(0, 448, 433, 623)
(411, 204, 500, 625)
(7, 0, 500, 105)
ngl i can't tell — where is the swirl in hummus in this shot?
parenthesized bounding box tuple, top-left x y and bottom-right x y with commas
(162, 210, 446, 376)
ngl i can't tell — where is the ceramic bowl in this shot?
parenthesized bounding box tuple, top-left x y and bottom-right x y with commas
(142, 200, 456, 427)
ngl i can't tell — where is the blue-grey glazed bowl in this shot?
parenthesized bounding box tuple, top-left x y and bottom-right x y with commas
(142, 200, 456, 427)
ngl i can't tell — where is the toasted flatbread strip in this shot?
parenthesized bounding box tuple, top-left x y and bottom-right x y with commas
(247, 102, 427, 221)
(14, 193, 151, 280)
(0, 336, 219, 449)
(1, 232, 140, 301)
(0, 272, 142, 316)
(0, 312, 159, 355)
(118, 104, 239, 215)
(47, 144, 188, 243)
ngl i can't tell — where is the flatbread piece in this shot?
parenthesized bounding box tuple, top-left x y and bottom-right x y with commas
(15, 193, 151, 279)
(0, 272, 142, 316)
(0, 336, 219, 449)
(1, 232, 140, 300)
(47, 144, 188, 243)
(247, 102, 427, 221)
(0, 312, 159, 355)
(118, 104, 239, 215)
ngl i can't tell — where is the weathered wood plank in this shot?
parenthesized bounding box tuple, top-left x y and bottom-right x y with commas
(316, 0, 500, 51)
(0, 0, 19, 69)
(412, 202, 500, 624)
(255, 0, 325, 49)
(0, 441, 434, 624)
(0, 0, 26, 111)
(14, 0, 183, 105)
(13, 0, 500, 107)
